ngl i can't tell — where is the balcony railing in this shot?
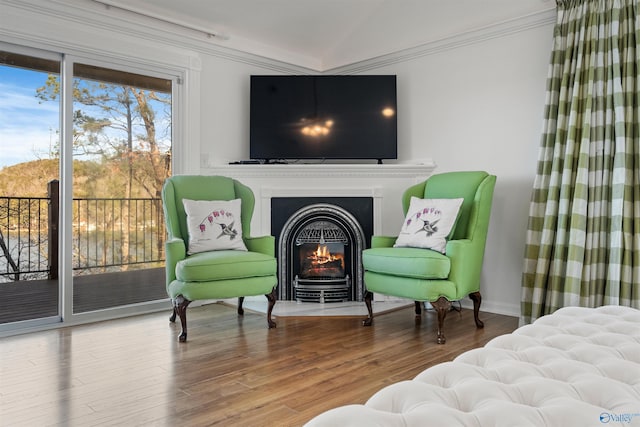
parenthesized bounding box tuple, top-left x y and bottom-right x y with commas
(0, 180, 165, 282)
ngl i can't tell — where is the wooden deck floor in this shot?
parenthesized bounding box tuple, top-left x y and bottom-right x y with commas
(0, 302, 519, 426)
(0, 268, 167, 324)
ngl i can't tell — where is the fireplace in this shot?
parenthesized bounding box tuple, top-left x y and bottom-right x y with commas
(294, 218, 349, 302)
(272, 198, 371, 303)
(202, 163, 436, 305)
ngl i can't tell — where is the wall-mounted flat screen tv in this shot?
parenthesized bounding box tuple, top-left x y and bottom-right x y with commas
(250, 75, 397, 163)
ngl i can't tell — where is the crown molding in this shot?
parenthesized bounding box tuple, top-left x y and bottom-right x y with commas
(325, 9, 556, 74)
(1, 0, 316, 75)
(2, 0, 555, 74)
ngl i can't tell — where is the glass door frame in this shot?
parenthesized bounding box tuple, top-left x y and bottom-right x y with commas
(0, 43, 185, 335)
(0, 43, 63, 333)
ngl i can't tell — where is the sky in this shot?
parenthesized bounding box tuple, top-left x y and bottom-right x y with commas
(0, 66, 60, 169)
(0, 63, 173, 173)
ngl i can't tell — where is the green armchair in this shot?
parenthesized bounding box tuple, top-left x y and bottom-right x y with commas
(362, 171, 496, 344)
(162, 175, 278, 342)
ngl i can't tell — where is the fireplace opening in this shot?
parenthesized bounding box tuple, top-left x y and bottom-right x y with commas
(299, 243, 345, 279)
(293, 220, 351, 302)
(274, 201, 369, 303)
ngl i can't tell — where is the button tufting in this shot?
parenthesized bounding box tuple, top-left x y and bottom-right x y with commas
(305, 306, 640, 427)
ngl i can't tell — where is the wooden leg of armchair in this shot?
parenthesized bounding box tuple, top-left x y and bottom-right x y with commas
(265, 288, 277, 329)
(469, 291, 484, 329)
(414, 301, 422, 320)
(238, 296, 245, 316)
(174, 295, 191, 343)
(169, 306, 177, 323)
(362, 290, 374, 326)
(431, 297, 452, 344)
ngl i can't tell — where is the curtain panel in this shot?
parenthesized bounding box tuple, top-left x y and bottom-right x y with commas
(522, 0, 640, 323)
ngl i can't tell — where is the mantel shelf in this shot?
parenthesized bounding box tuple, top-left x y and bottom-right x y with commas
(202, 161, 436, 179)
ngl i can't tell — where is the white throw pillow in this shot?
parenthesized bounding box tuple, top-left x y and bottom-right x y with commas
(393, 197, 464, 253)
(183, 198, 248, 254)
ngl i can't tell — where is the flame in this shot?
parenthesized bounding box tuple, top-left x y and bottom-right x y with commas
(300, 243, 346, 278)
(312, 244, 338, 264)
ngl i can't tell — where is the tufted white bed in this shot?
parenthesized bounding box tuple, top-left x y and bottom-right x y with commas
(305, 305, 640, 427)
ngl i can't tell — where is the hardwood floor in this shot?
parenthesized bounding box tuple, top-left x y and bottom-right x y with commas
(0, 302, 518, 426)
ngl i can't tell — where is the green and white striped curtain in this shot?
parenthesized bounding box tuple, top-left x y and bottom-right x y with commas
(522, 0, 640, 324)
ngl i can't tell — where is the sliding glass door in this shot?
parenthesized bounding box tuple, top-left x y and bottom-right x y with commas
(1, 45, 176, 328)
(0, 50, 61, 325)
(69, 63, 172, 313)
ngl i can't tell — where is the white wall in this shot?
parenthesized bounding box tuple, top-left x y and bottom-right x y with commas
(1, 0, 555, 317)
(198, 57, 276, 166)
(338, 22, 554, 315)
(195, 19, 556, 316)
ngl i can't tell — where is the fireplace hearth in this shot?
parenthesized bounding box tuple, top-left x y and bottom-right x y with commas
(274, 200, 370, 303)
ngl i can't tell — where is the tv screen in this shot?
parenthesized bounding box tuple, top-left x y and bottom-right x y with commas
(250, 75, 397, 162)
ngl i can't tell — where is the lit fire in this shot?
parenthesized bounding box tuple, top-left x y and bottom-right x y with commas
(300, 243, 345, 279)
(310, 244, 340, 265)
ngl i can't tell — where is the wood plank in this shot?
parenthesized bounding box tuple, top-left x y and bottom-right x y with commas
(0, 302, 518, 426)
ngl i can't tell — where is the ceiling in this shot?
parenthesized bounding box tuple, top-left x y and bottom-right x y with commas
(95, 0, 555, 71)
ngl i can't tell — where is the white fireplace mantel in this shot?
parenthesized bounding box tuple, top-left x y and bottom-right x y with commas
(201, 162, 437, 237)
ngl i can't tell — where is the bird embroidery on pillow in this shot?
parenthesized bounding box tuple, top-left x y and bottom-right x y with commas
(418, 218, 439, 236)
(216, 221, 239, 240)
(198, 209, 239, 240)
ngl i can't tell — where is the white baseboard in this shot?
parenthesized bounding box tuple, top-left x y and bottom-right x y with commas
(458, 299, 520, 318)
